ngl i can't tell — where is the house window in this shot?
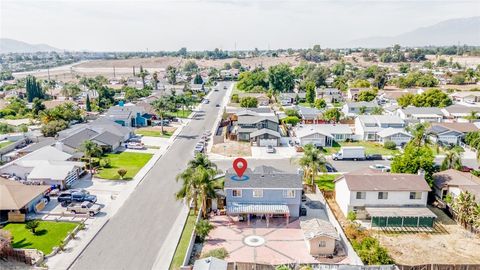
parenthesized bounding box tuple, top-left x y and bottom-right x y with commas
(409, 192, 422, 200)
(283, 190, 295, 198)
(252, 189, 263, 198)
(232, 190, 242, 198)
(378, 192, 388, 200)
(356, 192, 366, 199)
(318, 240, 326, 247)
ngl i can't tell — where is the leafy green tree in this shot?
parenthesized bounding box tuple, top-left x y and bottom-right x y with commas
(351, 79, 371, 88)
(332, 76, 348, 91)
(0, 70, 14, 81)
(298, 144, 327, 191)
(183, 60, 198, 74)
(236, 69, 268, 92)
(166, 66, 177, 84)
(193, 74, 203, 84)
(331, 62, 346, 76)
(79, 140, 103, 171)
(451, 191, 478, 227)
(391, 142, 435, 186)
(357, 90, 377, 102)
(371, 107, 383, 115)
(26, 75, 44, 102)
(0, 123, 14, 134)
(314, 98, 326, 109)
(397, 93, 415, 108)
(41, 120, 68, 137)
(25, 220, 40, 234)
(268, 64, 295, 93)
(399, 63, 410, 73)
(32, 98, 45, 116)
(441, 148, 463, 170)
(397, 89, 451, 108)
(282, 116, 300, 126)
(323, 108, 341, 123)
(452, 73, 466, 85)
(240, 97, 258, 108)
(61, 83, 81, 99)
(305, 81, 316, 104)
(305, 66, 329, 87)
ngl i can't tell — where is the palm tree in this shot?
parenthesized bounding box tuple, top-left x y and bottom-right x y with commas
(298, 144, 327, 192)
(152, 72, 158, 90)
(138, 66, 149, 89)
(175, 167, 199, 214)
(441, 148, 463, 170)
(194, 166, 217, 218)
(371, 107, 383, 115)
(465, 111, 479, 123)
(151, 97, 172, 134)
(79, 141, 102, 171)
(188, 153, 218, 171)
(407, 123, 434, 147)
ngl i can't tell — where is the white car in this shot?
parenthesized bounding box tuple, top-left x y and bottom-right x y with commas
(127, 142, 145, 149)
(369, 164, 391, 172)
(194, 143, 204, 153)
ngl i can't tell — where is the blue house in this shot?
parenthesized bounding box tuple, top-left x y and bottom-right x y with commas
(224, 165, 302, 226)
(105, 105, 149, 127)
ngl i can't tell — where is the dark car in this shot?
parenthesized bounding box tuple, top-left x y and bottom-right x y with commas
(58, 191, 97, 206)
(366, 154, 383, 160)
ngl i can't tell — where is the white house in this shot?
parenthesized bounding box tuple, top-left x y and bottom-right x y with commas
(428, 123, 478, 145)
(376, 128, 412, 146)
(294, 124, 353, 147)
(396, 107, 444, 123)
(450, 91, 480, 104)
(334, 169, 436, 228)
(433, 169, 480, 204)
(442, 104, 480, 120)
(342, 102, 380, 117)
(0, 146, 84, 189)
(354, 115, 405, 141)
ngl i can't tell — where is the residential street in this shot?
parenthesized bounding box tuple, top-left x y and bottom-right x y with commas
(70, 82, 232, 270)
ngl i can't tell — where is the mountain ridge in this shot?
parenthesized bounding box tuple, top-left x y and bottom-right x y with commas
(0, 38, 60, 54)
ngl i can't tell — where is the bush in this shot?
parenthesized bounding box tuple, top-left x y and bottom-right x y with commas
(201, 247, 228, 259)
(117, 169, 127, 179)
(25, 220, 40, 234)
(275, 266, 292, 270)
(231, 93, 239, 103)
(195, 219, 214, 242)
(284, 108, 300, 117)
(383, 141, 397, 150)
(240, 97, 258, 108)
(41, 120, 68, 137)
(314, 98, 326, 109)
(99, 158, 111, 168)
(282, 116, 300, 126)
(347, 211, 357, 221)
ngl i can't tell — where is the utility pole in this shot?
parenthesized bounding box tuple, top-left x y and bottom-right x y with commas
(47, 66, 51, 81)
(113, 66, 116, 78)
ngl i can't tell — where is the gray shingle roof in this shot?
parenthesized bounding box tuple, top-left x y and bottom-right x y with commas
(249, 129, 281, 138)
(237, 115, 278, 125)
(225, 165, 302, 189)
(91, 131, 123, 146)
(60, 128, 99, 149)
(401, 106, 443, 115)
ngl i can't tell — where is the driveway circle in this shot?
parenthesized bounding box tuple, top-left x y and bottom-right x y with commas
(243, 235, 265, 247)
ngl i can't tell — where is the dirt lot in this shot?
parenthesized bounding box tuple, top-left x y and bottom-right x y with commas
(211, 140, 251, 157)
(374, 207, 480, 264)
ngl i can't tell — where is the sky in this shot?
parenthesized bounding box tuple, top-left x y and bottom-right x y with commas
(1, 0, 479, 51)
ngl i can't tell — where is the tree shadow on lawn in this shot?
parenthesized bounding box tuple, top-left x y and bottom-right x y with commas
(34, 229, 48, 236)
(12, 238, 33, 249)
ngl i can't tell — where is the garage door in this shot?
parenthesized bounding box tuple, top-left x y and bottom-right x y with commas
(260, 139, 277, 146)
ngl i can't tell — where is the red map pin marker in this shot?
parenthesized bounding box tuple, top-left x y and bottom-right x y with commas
(233, 158, 247, 178)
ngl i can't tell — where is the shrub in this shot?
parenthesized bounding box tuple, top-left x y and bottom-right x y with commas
(117, 169, 127, 179)
(276, 266, 292, 270)
(284, 108, 299, 117)
(240, 97, 258, 108)
(347, 211, 357, 221)
(25, 220, 40, 234)
(201, 247, 228, 259)
(195, 219, 214, 242)
(282, 116, 300, 126)
(314, 98, 327, 109)
(383, 141, 397, 150)
(41, 120, 68, 137)
(99, 158, 111, 168)
(231, 93, 239, 103)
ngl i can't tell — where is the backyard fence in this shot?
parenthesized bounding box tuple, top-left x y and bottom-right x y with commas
(397, 265, 480, 270)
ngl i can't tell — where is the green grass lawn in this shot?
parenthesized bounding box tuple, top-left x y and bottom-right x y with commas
(169, 210, 197, 270)
(315, 174, 340, 191)
(3, 221, 78, 255)
(297, 102, 314, 108)
(136, 129, 174, 138)
(96, 152, 153, 180)
(321, 141, 399, 156)
(0, 140, 13, 149)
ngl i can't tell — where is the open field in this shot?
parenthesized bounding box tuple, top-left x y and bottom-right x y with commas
(374, 207, 480, 264)
(3, 221, 78, 255)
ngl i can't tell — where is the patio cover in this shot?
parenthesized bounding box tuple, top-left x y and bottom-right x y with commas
(366, 207, 437, 218)
(227, 202, 289, 215)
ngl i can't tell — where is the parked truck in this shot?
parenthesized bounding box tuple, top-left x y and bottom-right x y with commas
(332, 146, 365, 161)
(67, 201, 101, 216)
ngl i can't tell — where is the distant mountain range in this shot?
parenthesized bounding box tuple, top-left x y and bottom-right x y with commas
(349, 17, 480, 48)
(0, 38, 60, 54)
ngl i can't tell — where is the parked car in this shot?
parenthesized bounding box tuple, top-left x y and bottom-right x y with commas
(194, 142, 204, 153)
(58, 191, 97, 206)
(127, 142, 145, 149)
(202, 99, 210, 104)
(67, 201, 101, 216)
(214, 88, 219, 92)
(461, 166, 473, 172)
(332, 146, 365, 161)
(366, 154, 383, 160)
(369, 164, 391, 172)
(223, 85, 227, 89)
(216, 104, 220, 107)
(266, 145, 275, 153)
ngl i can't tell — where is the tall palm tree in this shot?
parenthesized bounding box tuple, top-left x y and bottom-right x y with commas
(194, 166, 217, 218)
(465, 111, 479, 123)
(175, 167, 199, 214)
(298, 144, 327, 192)
(138, 66, 149, 89)
(441, 148, 463, 170)
(79, 141, 102, 171)
(152, 72, 159, 90)
(151, 97, 171, 134)
(407, 122, 434, 147)
(188, 153, 218, 171)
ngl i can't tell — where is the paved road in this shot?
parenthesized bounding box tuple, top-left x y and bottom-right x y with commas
(70, 82, 231, 270)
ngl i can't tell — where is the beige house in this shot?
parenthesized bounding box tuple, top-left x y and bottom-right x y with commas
(300, 218, 339, 255)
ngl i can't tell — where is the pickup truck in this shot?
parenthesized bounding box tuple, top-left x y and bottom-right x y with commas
(58, 191, 97, 206)
(67, 201, 101, 216)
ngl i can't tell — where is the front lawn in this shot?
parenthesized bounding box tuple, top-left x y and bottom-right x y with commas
(3, 221, 78, 255)
(315, 174, 340, 191)
(136, 129, 174, 138)
(0, 140, 13, 149)
(322, 141, 399, 156)
(169, 210, 197, 270)
(96, 152, 153, 180)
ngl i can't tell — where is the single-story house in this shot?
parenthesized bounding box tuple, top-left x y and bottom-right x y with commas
(0, 146, 84, 189)
(317, 88, 343, 103)
(300, 218, 339, 256)
(58, 128, 123, 154)
(296, 106, 323, 124)
(376, 128, 412, 146)
(450, 91, 480, 104)
(433, 169, 480, 204)
(334, 169, 436, 227)
(441, 104, 480, 120)
(342, 102, 380, 116)
(428, 122, 478, 145)
(294, 124, 353, 147)
(279, 92, 306, 105)
(396, 107, 444, 123)
(0, 178, 50, 223)
(105, 105, 149, 127)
